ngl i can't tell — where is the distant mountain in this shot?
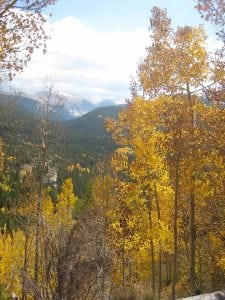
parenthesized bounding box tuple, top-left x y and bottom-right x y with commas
(54, 92, 123, 117)
(65, 98, 96, 117)
(23, 91, 123, 118)
(67, 98, 123, 117)
(67, 104, 125, 135)
(0, 93, 74, 121)
(64, 104, 126, 163)
(0, 92, 126, 165)
(0, 94, 39, 114)
(96, 99, 118, 107)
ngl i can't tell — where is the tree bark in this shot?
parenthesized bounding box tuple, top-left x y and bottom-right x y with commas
(22, 228, 29, 300)
(171, 159, 179, 300)
(186, 82, 199, 295)
(154, 186, 162, 300)
(188, 193, 197, 294)
(148, 199, 156, 297)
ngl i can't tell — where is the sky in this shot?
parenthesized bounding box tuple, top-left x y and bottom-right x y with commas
(13, 0, 216, 103)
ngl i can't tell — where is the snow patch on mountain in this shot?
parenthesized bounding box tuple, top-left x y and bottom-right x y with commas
(22, 91, 124, 118)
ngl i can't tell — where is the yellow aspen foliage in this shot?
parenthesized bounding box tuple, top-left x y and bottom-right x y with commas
(139, 7, 209, 97)
(107, 80, 225, 296)
(42, 192, 55, 224)
(55, 178, 77, 226)
(0, 178, 78, 298)
(0, 228, 25, 296)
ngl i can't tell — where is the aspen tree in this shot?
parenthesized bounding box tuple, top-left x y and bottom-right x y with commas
(0, 0, 56, 81)
(138, 7, 209, 297)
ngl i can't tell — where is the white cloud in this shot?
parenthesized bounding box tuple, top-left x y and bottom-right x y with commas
(13, 16, 149, 102)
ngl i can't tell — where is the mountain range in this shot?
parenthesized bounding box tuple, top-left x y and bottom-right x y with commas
(22, 92, 123, 119)
(0, 92, 126, 165)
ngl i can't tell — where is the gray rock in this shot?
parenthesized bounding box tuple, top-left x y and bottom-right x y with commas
(180, 291, 225, 300)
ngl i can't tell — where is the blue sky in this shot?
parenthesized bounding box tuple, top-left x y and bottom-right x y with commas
(50, 0, 202, 31)
(14, 0, 216, 102)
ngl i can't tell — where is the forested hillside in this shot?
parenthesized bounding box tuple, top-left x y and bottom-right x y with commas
(65, 105, 125, 162)
(0, 1, 225, 300)
(0, 94, 123, 162)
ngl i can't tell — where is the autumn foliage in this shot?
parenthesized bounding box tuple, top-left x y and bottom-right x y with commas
(0, 1, 225, 300)
(0, 0, 56, 80)
(105, 5, 225, 300)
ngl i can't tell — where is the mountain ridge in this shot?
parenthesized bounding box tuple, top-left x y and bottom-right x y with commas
(0, 93, 126, 165)
(22, 92, 123, 118)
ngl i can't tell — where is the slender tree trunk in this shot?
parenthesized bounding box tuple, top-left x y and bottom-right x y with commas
(154, 186, 162, 300)
(198, 248, 202, 289)
(34, 127, 48, 299)
(148, 199, 156, 297)
(171, 159, 179, 300)
(189, 193, 197, 293)
(22, 229, 29, 300)
(122, 239, 125, 290)
(34, 185, 43, 300)
(186, 83, 199, 295)
(34, 82, 63, 299)
(207, 236, 215, 291)
(165, 253, 171, 285)
(55, 259, 65, 300)
(158, 248, 162, 300)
